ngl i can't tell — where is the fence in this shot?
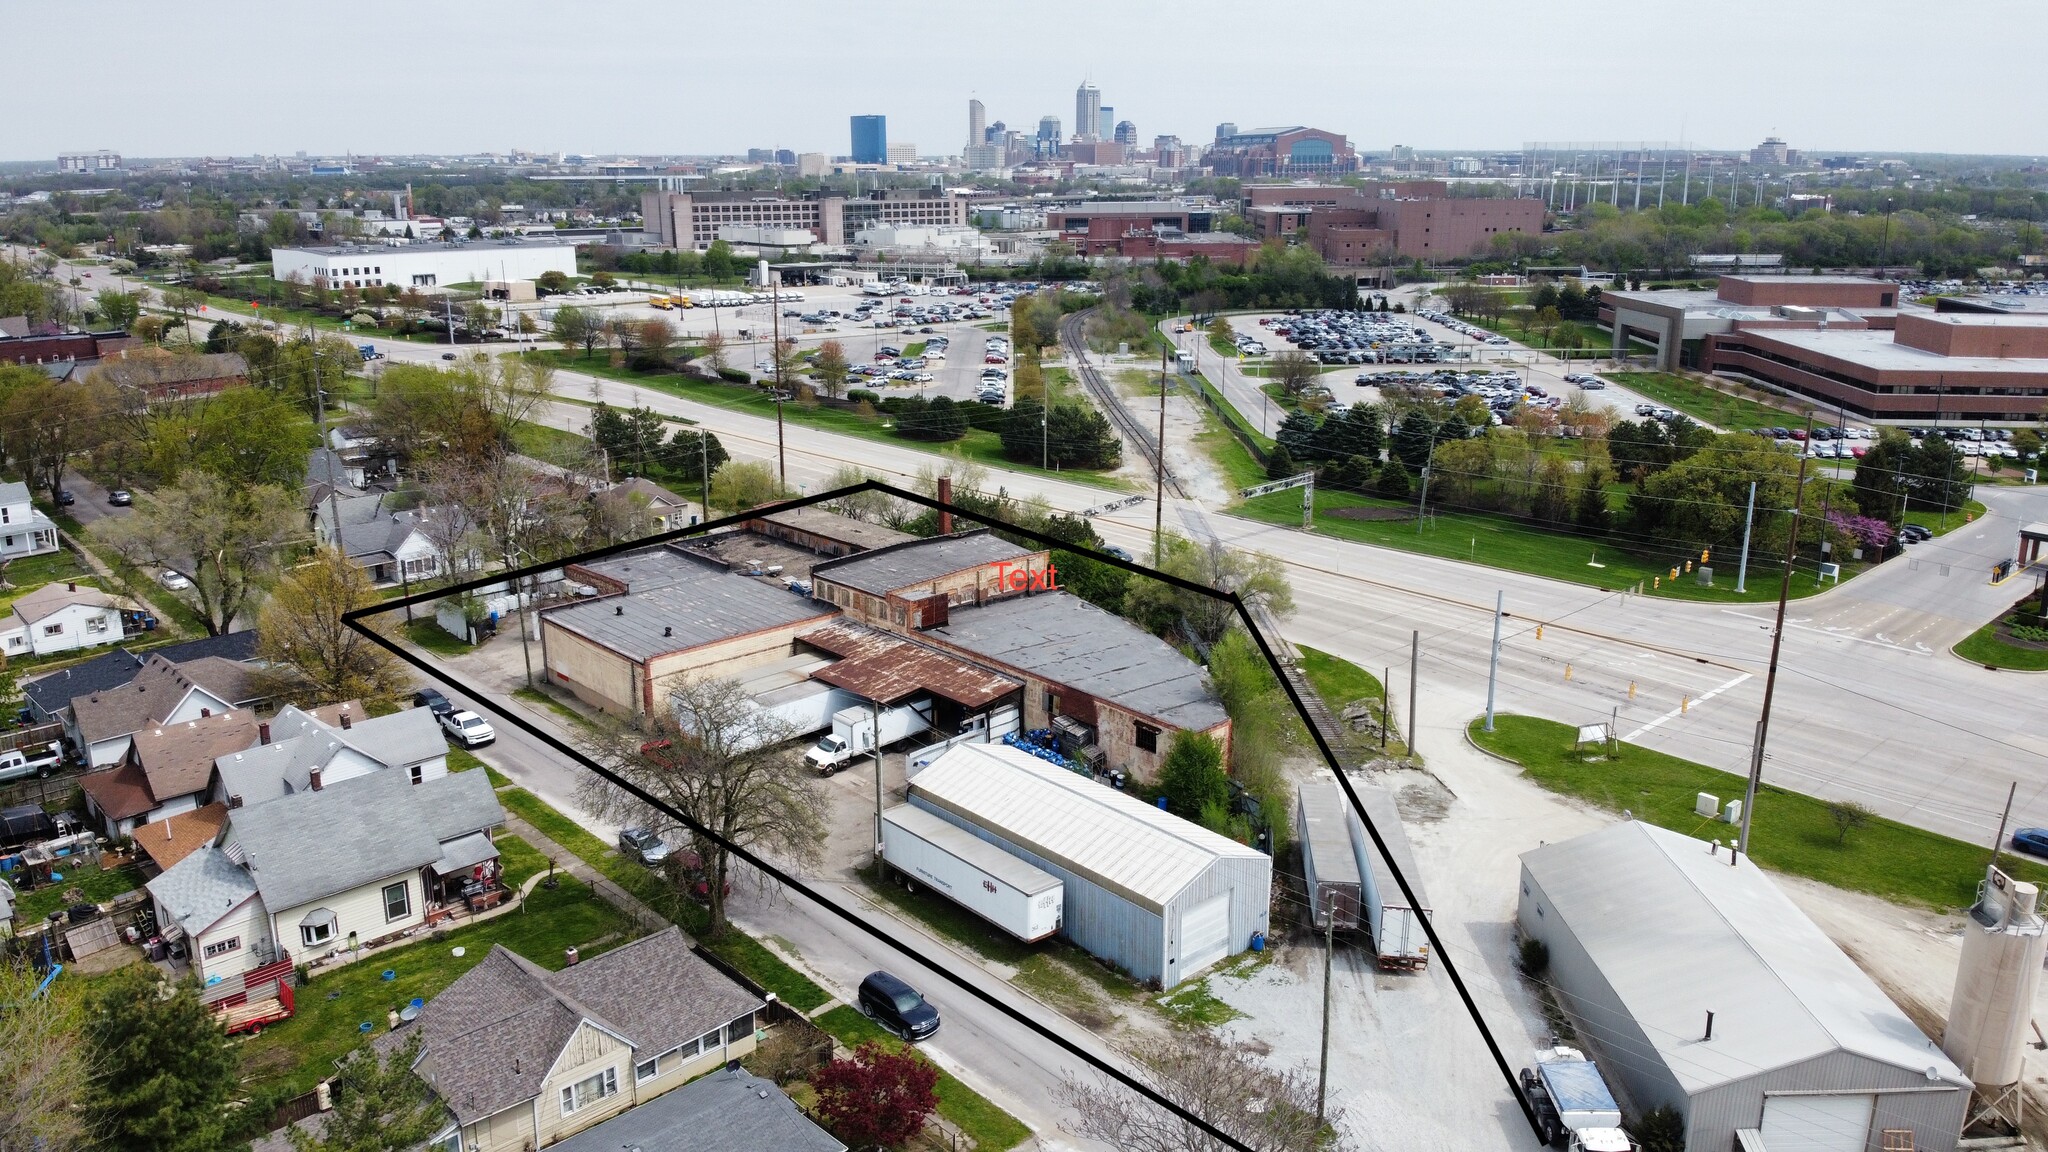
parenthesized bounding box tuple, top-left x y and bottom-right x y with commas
(268, 1090, 325, 1132)
(1181, 370, 1269, 465)
(0, 773, 81, 811)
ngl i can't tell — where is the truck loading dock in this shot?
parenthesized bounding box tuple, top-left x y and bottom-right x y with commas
(908, 742, 1270, 988)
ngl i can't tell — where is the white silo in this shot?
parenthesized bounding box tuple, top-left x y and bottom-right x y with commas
(1941, 866, 2047, 1126)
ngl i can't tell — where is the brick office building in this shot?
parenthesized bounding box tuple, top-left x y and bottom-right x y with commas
(1242, 183, 1545, 263)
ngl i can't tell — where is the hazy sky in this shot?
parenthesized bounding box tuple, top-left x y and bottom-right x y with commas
(14, 0, 2045, 162)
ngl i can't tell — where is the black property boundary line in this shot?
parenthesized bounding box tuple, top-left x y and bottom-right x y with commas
(344, 479, 1541, 1147)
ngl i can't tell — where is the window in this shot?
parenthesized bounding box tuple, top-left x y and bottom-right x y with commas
(1, 507, 9, 523)
(410, 764, 423, 785)
(86, 616, 109, 634)
(726, 1011, 757, 1045)
(635, 1056, 660, 1083)
(302, 920, 334, 947)
(559, 1067, 617, 1114)
(691, 1027, 720, 1056)
(203, 936, 241, 959)
(428, 1132, 461, 1152)
(42, 623, 62, 637)
(382, 880, 411, 922)
(1134, 723, 1159, 753)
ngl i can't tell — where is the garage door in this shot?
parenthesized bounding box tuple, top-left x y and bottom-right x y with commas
(1761, 1094, 1873, 1152)
(1178, 894, 1232, 977)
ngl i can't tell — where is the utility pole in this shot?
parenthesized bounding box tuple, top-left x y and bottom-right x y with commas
(518, 570, 535, 687)
(1735, 481, 1757, 593)
(1738, 428, 1814, 856)
(305, 325, 343, 540)
(1155, 345, 1167, 565)
(871, 700, 885, 867)
(1408, 629, 1420, 754)
(1484, 591, 1504, 732)
(1317, 889, 1335, 1125)
(1991, 781, 2018, 874)
(699, 432, 711, 520)
(771, 272, 786, 485)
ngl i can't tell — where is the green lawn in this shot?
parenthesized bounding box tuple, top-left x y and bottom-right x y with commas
(1240, 488, 1841, 603)
(1187, 370, 1275, 451)
(238, 877, 639, 1096)
(445, 746, 510, 788)
(509, 418, 593, 460)
(1607, 371, 1801, 433)
(1197, 413, 1271, 493)
(0, 549, 96, 602)
(813, 1006, 1033, 1152)
(14, 859, 143, 923)
(50, 509, 209, 636)
(1469, 715, 2048, 910)
(495, 787, 832, 1012)
(402, 619, 473, 658)
(1954, 623, 2048, 671)
(1298, 646, 1385, 709)
(535, 351, 1128, 491)
(1905, 500, 1988, 537)
(494, 833, 550, 888)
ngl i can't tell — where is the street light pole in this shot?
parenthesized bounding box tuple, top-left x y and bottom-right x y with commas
(1483, 590, 1504, 732)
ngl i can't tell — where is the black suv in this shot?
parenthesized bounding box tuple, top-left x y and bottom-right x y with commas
(858, 971, 939, 1041)
(412, 688, 454, 717)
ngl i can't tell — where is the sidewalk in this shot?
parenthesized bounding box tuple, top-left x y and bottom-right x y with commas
(501, 813, 673, 937)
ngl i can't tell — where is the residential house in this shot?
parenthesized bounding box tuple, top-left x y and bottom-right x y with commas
(0, 583, 130, 657)
(22, 631, 260, 745)
(71, 652, 261, 767)
(226, 768, 505, 968)
(133, 801, 230, 877)
(390, 928, 767, 1152)
(212, 702, 448, 806)
(144, 842, 264, 978)
(0, 481, 59, 559)
(606, 477, 699, 534)
(326, 426, 396, 489)
(337, 509, 460, 586)
(542, 1069, 844, 1152)
(78, 707, 260, 839)
(91, 349, 249, 402)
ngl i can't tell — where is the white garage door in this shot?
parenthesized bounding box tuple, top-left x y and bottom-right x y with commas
(1178, 893, 1232, 977)
(1761, 1094, 1873, 1152)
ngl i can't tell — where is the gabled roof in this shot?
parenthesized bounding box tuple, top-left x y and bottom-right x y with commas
(148, 630, 261, 665)
(77, 760, 156, 821)
(9, 582, 120, 625)
(22, 648, 144, 716)
(609, 477, 690, 508)
(545, 1070, 845, 1152)
(135, 801, 229, 873)
(0, 480, 31, 506)
(132, 709, 261, 802)
(1520, 821, 1968, 1094)
(73, 654, 252, 746)
(393, 927, 761, 1126)
(213, 705, 445, 806)
(225, 768, 503, 910)
(146, 845, 259, 938)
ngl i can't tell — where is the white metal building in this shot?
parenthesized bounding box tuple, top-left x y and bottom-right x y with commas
(908, 742, 1270, 987)
(270, 237, 578, 291)
(1518, 822, 1970, 1152)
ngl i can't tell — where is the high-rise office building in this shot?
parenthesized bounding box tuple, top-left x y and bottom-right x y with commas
(1114, 120, 1137, 146)
(1037, 115, 1062, 155)
(1075, 83, 1101, 141)
(986, 120, 1005, 144)
(1098, 106, 1114, 141)
(1215, 122, 1238, 141)
(967, 99, 985, 150)
(850, 115, 887, 164)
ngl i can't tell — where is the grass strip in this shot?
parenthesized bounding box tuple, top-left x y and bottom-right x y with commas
(1954, 624, 2048, 671)
(813, 1006, 1033, 1151)
(1608, 371, 1801, 433)
(1469, 715, 2048, 910)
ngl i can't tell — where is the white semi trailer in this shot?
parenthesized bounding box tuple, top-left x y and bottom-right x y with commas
(882, 804, 1063, 942)
(1347, 782, 1433, 969)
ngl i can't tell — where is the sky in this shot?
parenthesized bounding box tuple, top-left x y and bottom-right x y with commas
(14, 0, 2046, 162)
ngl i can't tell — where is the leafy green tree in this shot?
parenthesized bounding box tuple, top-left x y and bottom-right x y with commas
(138, 385, 319, 489)
(708, 459, 790, 513)
(95, 287, 143, 329)
(1904, 436, 1973, 512)
(1270, 350, 1320, 398)
(96, 470, 301, 635)
(253, 547, 413, 706)
(536, 269, 569, 294)
(1851, 429, 1911, 524)
(702, 240, 735, 280)
(1606, 419, 1673, 482)
(0, 957, 92, 1152)
(812, 339, 850, 400)
(82, 967, 236, 1152)
(289, 1034, 446, 1152)
(1156, 731, 1228, 820)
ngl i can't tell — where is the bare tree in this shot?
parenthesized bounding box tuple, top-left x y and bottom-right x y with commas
(578, 676, 828, 938)
(253, 547, 413, 707)
(1271, 350, 1320, 399)
(0, 959, 94, 1152)
(1055, 1033, 1344, 1152)
(94, 471, 302, 635)
(700, 330, 728, 374)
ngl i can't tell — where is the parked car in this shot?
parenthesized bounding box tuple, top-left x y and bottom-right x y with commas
(2013, 828, 2048, 858)
(439, 709, 496, 748)
(618, 827, 670, 866)
(55, 489, 75, 507)
(106, 488, 133, 506)
(158, 570, 192, 591)
(441, 352, 458, 361)
(412, 687, 454, 717)
(858, 970, 940, 1040)
(0, 742, 65, 784)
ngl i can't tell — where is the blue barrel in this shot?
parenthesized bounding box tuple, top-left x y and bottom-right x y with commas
(1250, 932, 1267, 953)
(1156, 796, 1169, 810)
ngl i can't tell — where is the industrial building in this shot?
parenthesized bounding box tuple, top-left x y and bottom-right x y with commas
(908, 742, 1270, 987)
(1243, 182, 1547, 263)
(269, 237, 577, 291)
(1602, 276, 2048, 422)
(1517, 822, 1970, 1152)
(640, 188, 969, 250)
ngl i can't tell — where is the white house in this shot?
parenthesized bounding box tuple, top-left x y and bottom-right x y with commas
(0, 583, 129, 658)
(0, 481, 59, 559)
(211, 702, 449, 806)
(336, 508, 470, 587)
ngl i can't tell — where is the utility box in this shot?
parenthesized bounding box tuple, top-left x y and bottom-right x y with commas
(1723, 799, 1743, 825)
(1696, 565, 1714, 586)
(1695, 792, 1720, 818)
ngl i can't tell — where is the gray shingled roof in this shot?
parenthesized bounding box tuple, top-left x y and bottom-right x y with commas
(929, 594, 1229, 731)
(73, 654, 250, 746)
(811, 530, 1032, 597)
(22, 648, 143, 718)
(218, 704, 446, 805)
(225, 769, 503, 910)
(395, 928, 762, 1127)
(546, 1070, 845, 1152)
(543, 559, 834, 662)
(146, 845, 260, 937)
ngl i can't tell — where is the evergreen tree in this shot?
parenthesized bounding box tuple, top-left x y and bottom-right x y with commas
(1393, 409, 1438, 472)
(1275, 407, 1322, 462)
(1574, 465, 1615, 533)
(1376, 458, 1413, 500)
(83, 968, 237, 1152)
(1264, 443, 1297, 480)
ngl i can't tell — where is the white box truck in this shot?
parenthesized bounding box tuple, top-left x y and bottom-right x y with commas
(882, 805, 1063, 942)
(805, 700, 934, 774)
(1520, 1047, 1633, 1152)
(1347, 782, 1432, 969)
(677, 682, 857, 754)
(1297, 781, 1364, 932)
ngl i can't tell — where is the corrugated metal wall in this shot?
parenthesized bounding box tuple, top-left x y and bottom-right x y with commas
(1162, 852, 1271, 988)
(1687, 1058, 1967, 1152)
(912, 796, 1167, 984)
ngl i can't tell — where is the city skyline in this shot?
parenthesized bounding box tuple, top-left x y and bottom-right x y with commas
(11, 0, 2045, 161)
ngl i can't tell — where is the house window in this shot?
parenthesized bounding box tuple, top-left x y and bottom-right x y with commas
(302, 920, 334, 947)
(382, 880, 411, 922)
(86, 617, 109, 635)
(725, 1011, 757, 1045)
(690, 1026, 720, 1056)
(410, 764, 423, 785)
(634, 1055, 661, 1083)
(427, 1132, 461, 1152)
(0, 507, 8, 523)
(1134, 723, 1159, 754)
(559, 1067, 617, 1114)
(42, 623, 62, 637)
(203, 936, 241, 960)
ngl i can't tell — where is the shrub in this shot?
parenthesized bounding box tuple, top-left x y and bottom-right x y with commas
(715, 367, 751, 384)
(1519, 936, 1549, 976)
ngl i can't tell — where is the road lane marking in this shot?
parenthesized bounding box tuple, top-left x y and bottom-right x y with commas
(1622, 671, 1752, 742)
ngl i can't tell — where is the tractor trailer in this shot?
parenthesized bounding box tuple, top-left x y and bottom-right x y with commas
(881, 804, 1063, 942)
(1520, 1047, 1634, 1152)
(1348, 782, 1433, 969)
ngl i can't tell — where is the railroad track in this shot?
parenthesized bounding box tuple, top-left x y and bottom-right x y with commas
(1058, 310, 1189, 501)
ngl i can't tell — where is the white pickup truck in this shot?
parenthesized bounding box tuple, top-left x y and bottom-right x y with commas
(0, 741, 65, 783)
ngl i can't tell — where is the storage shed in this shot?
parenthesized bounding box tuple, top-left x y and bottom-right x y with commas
(908, 742, 1270, 988)
(1517, 821, 1970, 1152)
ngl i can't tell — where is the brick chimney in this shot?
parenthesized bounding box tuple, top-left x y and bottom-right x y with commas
(339, 709, 352, 730)
(937, 475, 953, 535)
(258, 722, 271, 744)
(309, 767, 323, 791)
(228, 794, 242, 809)
(200, 707, 210, 718)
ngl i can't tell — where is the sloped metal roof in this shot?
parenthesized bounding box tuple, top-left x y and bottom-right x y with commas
(801, 622, 1019, 708)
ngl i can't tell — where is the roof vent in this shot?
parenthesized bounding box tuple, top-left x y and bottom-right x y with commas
(663, 626, 672, 637)
(615, 605, 624, 616)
